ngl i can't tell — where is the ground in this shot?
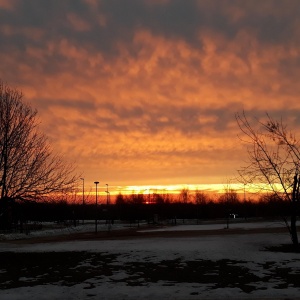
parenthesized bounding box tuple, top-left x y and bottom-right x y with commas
(0, 219, 300, 299)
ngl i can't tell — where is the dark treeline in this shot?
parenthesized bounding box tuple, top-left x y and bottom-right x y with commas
(1, 191, 296, 232)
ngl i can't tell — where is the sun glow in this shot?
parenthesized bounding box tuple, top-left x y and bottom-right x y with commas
(118, 184, 226, 195)
(86, 183, 251, 197)
(75, 182, 279, 205)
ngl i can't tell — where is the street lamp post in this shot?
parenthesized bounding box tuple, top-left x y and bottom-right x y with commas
(80, 178, 85, 224)
(105, 184, 110, 226)
(94, 181, 99, 233)
(106, 184, 109, 205)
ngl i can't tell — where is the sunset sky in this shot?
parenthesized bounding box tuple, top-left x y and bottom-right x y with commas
(1, 0, 300, 195)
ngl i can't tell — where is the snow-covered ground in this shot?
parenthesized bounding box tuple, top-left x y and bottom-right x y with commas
(0, 219, 300, 299)
(0, 220, 129, 241)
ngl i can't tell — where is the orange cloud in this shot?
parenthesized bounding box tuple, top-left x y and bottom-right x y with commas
(67, 13, 91, 32)
(0, 0, 16, 10)
(1, 1, 300, 192)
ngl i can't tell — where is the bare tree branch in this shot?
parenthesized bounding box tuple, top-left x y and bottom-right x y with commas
(236, 111, 299, 245)
(0, 81, 78, 203)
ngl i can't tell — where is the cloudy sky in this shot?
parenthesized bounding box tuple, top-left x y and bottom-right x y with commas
(1, 0, 300, 193)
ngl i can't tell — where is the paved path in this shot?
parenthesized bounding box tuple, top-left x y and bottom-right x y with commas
(0, 225, 289, 244)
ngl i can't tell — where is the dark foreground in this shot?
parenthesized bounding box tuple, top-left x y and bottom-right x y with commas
(1, 249, 300, 294)
(1, 225, 300, 299)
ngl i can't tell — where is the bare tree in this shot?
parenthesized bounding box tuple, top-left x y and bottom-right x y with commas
(0, 81, 78, 208)
(236, 111, 299, 246)
(178, 188, 190, 203)
(218, 183, 240, 206)
(194, 189, 209, 205)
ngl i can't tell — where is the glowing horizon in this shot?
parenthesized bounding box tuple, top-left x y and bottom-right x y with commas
(110, 183, 244, 195)
(77, 182, 265, 198)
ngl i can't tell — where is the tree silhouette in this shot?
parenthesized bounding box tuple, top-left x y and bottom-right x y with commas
(236, 111, 299, 246)
(0, 81, 77, 207)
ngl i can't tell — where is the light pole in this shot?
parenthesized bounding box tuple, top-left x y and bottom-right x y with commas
(94, 181, 99, 233)
(106, 184, 109, 205)
(80, 178, 85, 224)
(106, 184, 110, 226)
